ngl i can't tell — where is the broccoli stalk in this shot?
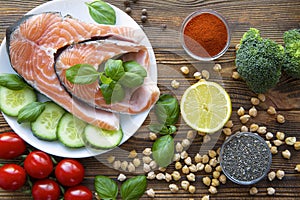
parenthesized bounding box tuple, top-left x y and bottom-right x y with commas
(235, 28, 284, 93)
(282, 29, 300, 79)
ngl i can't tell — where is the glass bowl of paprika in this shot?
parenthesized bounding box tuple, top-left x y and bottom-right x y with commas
(180, 9, 231, 61)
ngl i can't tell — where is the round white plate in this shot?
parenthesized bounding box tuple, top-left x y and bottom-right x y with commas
(0, 0, 157, 158)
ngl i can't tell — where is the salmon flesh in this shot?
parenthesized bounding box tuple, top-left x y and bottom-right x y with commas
(5, 12, 158, 130)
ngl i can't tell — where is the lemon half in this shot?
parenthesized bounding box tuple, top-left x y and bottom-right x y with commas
(180, 81, 232, 133)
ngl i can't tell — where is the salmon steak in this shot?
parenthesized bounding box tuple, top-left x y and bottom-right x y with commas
(5, 12, 158, 130)
(55, 39, 160, 114)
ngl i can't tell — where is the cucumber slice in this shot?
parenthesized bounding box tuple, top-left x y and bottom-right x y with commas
(57, 113, 87, 148)
(31, 102, 65, 141)
(0, 86, 36, 117)
(84, 124, 123, 149)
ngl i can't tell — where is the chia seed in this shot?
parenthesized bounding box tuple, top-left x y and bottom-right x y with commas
(220, 132, 272, 185)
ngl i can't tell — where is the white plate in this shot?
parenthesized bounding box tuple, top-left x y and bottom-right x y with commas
(0, 0, 157, 158)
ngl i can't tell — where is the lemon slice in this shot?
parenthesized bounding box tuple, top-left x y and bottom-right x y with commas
(180, 81, 231, 133)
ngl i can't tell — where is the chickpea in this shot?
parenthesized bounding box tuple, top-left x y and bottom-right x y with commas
(202, 155, 210, 164)
(202, 176, 211, 186)
(165, 173, 172, 182)
(147, 171, 156, 180)
(202, 195, 210, 200)
(128, 150, 138, 158)
(251, 97, 260, 105)
(223, 128, 232, 136)
(237, 107, 245, 116)
(113, 160, 121, 170)
(194, 153, 202, 163)
(187, 173, 196, 182)
(257, 126, 267, 134)
(276, 170, 285, 180)
(188, 185, 196, 194)
(184, 156, 192, 166)
(107, 155, 115, 164)
(149, 132, 157, 141)
(189, 164, 197, 173)
(181, 180, 190, 191)
(193, 71, 202, 80)
(240, 125, 249, 132)
(266, 132, 274, 140)
(171, 171, 181, 181)
(249, 187, 258, 195)
(143, 148, 152, 156)
(182, 165, 190, 174)
(270, 146, 278, 154)
(276, 131, 285, 141)
(277, 114, 285, 124)
(224, 120, 233, 128)
(208, 186, 218, 194)
(232, 71, 240, 80)
(219, 174, 227, 184)
(117, 173, 127, 181)
(196, 163, 205, 171)
(267, 187, 275, 195)
(294, 141, 300, 150)
(202, 70, 210, 80)
(249, 106, 258, 117)
(240, 115, 251, 124)
(213, 64, 222, 72)
(268, 171, 276, 181)
(282, 149, 291, 159)
(204, 164, 213, 173)
(250, 123, 259, 132)
(156, 173, 165, 180)
(285, 137, 296, 146)
(186, 130, 195, 140)
(208, 150, 217, 158)
(127, 162, 135, 172)
(180, 66, 190, 75)
(267, 106, 277, 115)
(273, 139, 284, 146)
(171, 80, 180, 89)
(169, 184, 179, 193)
(213, 171, 221, 179)
(258, 94, 266, 102)
(146, 188, 155, 198)
(295, 164, 300, 172)
(175, 142, 183, 153)
(175, 161, 182, 170)
(211, 178, 220, 187)
(182, 139, 191, 148)
(203, 135, 211, 143)
(121, 161, 128, 171)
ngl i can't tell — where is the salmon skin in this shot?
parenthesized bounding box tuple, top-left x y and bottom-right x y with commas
(5, 12, 149, 130)
(55, 39, 160, 114)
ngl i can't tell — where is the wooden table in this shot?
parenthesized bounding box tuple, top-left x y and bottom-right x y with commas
(0, 0, 300, 199)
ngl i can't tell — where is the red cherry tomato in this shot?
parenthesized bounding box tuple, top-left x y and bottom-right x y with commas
(32, 179, 60, 200)
(0, 132, 26, 159)
(24, 151, 53, 179)
(64, 185, 93, 200)
(0, 164, 26, 191)
(55, 159, 84, 187)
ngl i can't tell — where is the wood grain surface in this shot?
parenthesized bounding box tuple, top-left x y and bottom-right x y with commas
(0, 0, 300, 199)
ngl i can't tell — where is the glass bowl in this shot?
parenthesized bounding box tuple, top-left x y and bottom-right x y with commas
(180, 9, 231, 61)
(219, 132, 272, 185)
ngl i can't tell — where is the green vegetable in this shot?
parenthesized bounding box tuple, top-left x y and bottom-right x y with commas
(17, 102, 45, 123)
(120, 175, 147, 200)
(66, 64, 99, 84)
(155, 94, 180, 126)
(104, 59, 125, 81)
(123, 61, 147, 78)
(100, 82, 125, 104)
(95, 175, 118, 200)
(0, 74, 27, 90)
(85, 0, 116, 25)
(235, 28, 284, 93)
(148, 124, 176, 135)
(152, 135, 174, 167)
(118, 72, 144, 88)
(282, 29, 300, 79)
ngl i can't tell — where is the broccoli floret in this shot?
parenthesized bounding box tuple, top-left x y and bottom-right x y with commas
(282, 29, 300, 78)
(235, 28, 284, 93)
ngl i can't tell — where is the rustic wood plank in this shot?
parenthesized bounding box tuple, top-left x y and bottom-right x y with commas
(0, 0, 300, 199)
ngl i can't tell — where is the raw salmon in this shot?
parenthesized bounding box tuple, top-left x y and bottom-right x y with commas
(55, 39, 160, 114)
(6, 12, 150, 130)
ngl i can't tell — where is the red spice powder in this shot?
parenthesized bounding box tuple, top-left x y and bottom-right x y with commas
(183, 13, 228, 58)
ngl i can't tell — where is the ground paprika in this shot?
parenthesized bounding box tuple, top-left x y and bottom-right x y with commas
(182, 11, 228, 59)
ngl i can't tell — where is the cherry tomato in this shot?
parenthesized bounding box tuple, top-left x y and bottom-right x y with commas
(32, 179, 60, 200)
(0, 164, 26, 191)
(64, 185, 93, 200)
(0, 132, 26, 159)
(55, 159, 84, 187)
(24, 151, 53, 179)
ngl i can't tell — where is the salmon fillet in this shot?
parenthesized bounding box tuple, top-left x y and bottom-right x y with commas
(6, 12, 148, 130)
(55, 39, 160, 114)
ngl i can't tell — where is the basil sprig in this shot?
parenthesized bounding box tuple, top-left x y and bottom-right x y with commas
(120, 175, 147, 200)
(65, 59, 147, 104)
(17, 102, 46, 123)
(95, 175, 118, 200)
(152, 135, 175, 168)
(85, 0, 116, 25)
(148, 94, 179, 135)
(0, 74, 27, 90)
(94, 175, 147, 200)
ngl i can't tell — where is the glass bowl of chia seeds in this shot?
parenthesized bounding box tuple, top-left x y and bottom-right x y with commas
(220, 132, 272, 185)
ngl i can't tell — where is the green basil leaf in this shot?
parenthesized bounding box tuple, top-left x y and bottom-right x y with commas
(168, 125, 177, 134)
(111, 83, 125, 103)
(17, 102, 46, 123)
(104, 59, 125, 81)
(85, 0, 116, 25)
(123, 61, 147, 78)
(118, 72, 144, 88)
(99, 73, 113, 84)
(100, 83, 114, 104)
(95, 175, 118, 200)
(66, 64, 99, 84)
(148, 124, 169, 134)
(152, 135, 174, 167)
(0, 74, 27, 90)
(155, 94, 180, 125)
(120, 175, 147, 200)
